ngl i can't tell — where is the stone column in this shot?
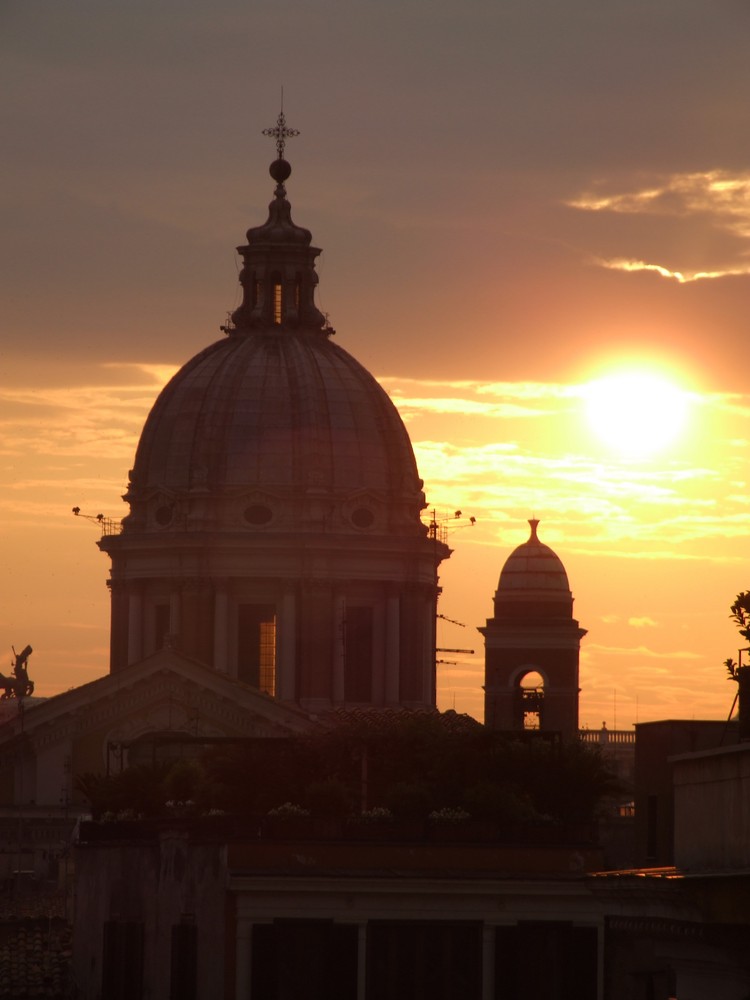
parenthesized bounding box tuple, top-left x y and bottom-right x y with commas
(169, 585, 181, 645)
(235, 919, 253, 999)
(393, 582, 436, 707)
(108, 580, 129, 672)
(372, 601, 386, 705)
(213, 582, 229, 673)
(424, 589, 436, 705)
(482, 923, 495, 1000)
(385, 590, 400, 704)
(357, 922, 367, 1000)
(278, 585, 297, 701)
(332, 591, 346, 703)
(126, 585, 143, 665)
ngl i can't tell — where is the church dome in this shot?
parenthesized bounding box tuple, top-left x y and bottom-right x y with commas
(101, 129, 449, 704)
(127, 331, 424, 533)
(493, 520, 573, 621)
(99, 127, 450, 714)
(123, 153, 426, 538)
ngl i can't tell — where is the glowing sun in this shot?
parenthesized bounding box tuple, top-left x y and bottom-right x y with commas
(583, 371, 690, 456)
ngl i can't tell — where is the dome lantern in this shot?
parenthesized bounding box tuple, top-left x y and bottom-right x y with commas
(231, 111, 326, 333)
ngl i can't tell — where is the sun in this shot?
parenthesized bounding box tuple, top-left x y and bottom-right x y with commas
(582, 370, 690, 456)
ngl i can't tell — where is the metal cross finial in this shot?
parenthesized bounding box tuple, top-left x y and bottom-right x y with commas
(262, 108, 300, 160)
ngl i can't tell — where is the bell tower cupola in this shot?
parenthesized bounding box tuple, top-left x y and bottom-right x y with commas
(479, 520, 586, 740)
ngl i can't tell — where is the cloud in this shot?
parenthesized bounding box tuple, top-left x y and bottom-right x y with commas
(586, 643, 702, 661)
(0, 363, 174, 461)
(390, 394, 550, 419)
(381, 377, 576, 420)
(568, 169, 750, 281)
(569, 170, 750, 232)
(594, 257, 750, 283)
(628, 617, 658, 628)
(2, 367, 749, 568)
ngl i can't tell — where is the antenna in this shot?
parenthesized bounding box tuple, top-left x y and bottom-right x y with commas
(438, 613, 466, 628)
(426, 508, 476, 546)
(71, 507, 121, 537)
(428, 507, 477, 674)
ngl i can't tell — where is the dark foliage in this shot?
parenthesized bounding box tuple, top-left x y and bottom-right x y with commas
(75, 712, 620, 826)
(725, 591, 750, 680)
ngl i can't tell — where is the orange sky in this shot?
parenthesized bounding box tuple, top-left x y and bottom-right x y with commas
(2, 2, 750, 728)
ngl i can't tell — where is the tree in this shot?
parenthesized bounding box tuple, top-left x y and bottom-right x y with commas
(725, 592, 750, 739)
(725, 591, 750, 680)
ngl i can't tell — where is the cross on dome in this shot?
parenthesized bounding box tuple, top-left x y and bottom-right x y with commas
(262, 108, 300, 160)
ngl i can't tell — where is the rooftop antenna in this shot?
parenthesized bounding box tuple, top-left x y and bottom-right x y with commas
(71, 507, 120, 537)
(426, 509, 476, 546)
(428, 508, 477, 670)
(438, 613, 467, 628)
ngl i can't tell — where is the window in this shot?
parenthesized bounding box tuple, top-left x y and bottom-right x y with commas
(518, 671, 545, 730)
(252, 921, 357, 1000)
(272, 281, 283, 324)
(495, 922, 597, 1000)
(367, 921, 482, 1000)
(102, 921, 144, 1000)
(238, 604, 276, 694)
(170, 921, 197, 1000)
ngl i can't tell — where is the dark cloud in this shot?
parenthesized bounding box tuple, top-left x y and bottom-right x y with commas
(3, 1, 750, 384)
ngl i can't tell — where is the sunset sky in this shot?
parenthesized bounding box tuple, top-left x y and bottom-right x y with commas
(2, 1, 750, 728)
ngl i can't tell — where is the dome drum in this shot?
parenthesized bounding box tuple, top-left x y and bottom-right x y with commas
(122, 483, 429, 539)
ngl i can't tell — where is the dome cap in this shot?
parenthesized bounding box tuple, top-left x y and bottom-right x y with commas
(493, 520, 574, 621)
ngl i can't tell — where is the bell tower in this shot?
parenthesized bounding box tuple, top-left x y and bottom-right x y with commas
(479, 520, 586, 740)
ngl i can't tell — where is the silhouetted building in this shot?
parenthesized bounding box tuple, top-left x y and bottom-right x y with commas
(634, 718, 738, 867)
(481, 520, 586, 740)
(11, 129, 750, 1000)
(99, 151, 449, 713)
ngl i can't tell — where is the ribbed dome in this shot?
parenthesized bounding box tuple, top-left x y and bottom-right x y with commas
(493, 520, 573, 620)
(128, 331, 423, 513)
(498, 520, 570, 593)
(122, 152, 428, 538)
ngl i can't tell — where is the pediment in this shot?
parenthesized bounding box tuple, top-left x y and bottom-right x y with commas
(0, 649, 316, 752)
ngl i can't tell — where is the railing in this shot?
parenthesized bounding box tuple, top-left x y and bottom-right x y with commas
(579, 729, 636, 746)
(72, 509, 122, 536)
(98, 518, 123, 537)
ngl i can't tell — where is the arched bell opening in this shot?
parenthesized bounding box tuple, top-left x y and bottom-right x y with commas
(514, 670, 545, 730)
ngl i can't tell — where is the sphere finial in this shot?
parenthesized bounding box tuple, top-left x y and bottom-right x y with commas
(270, 158, 292, 184)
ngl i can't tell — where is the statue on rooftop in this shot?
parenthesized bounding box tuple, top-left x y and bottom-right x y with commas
(0, 644, 35, 699)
